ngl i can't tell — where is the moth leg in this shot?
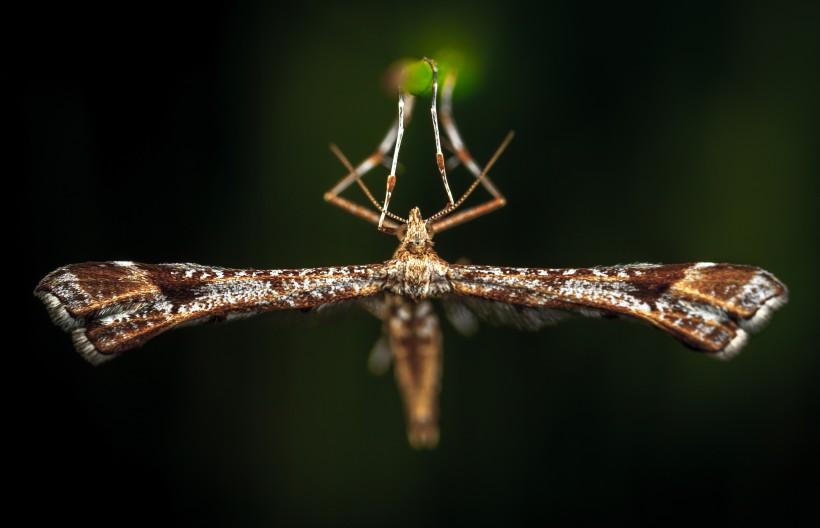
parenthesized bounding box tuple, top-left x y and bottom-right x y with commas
(324, 95, 416, 232)
(424, 58, 455, 210)
(431, 70, 508, 233)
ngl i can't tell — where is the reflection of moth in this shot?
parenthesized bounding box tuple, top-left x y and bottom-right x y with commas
(35, 59, 788, 448)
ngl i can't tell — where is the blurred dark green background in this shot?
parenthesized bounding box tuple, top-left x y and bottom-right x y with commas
(18, 1, 818, 525)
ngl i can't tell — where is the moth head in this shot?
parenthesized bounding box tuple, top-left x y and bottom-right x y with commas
(397, 207, 434, 253)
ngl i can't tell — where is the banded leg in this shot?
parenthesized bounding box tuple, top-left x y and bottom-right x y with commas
(424, 57, 455, 210)
(327, 143, 407, 233)
(323, 95, 417, 232)
(378, 89, 408, 229)
(431, 70, 508, 233)
(379, 58, 458, 230)
(325, 58, 509, 235)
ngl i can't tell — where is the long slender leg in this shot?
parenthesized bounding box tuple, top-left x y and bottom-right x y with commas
(424, 58, 455, 209)
(432, 70, 508, 233)
(429, 131, 513, 231)
(324, 95, 416, 231)
(378, 89, 407, 229)
(324, 58, 509, 234)
(377, 58, 464, 229)
(327, 144, 403, 231)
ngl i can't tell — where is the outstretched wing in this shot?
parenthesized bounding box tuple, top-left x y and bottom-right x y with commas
(447, 262, 787, 360)
(35, 261, 386, 364)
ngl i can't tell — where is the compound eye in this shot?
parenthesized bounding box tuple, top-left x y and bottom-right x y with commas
(426, 222, 435, 240)
(396, 224, 408, 241)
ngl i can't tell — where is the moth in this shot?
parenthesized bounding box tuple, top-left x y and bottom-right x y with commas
(35, 59, 788, 448)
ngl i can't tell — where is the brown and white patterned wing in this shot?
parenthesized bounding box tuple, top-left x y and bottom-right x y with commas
(447, 263, 788, 360)
(35, 261, 386, 364)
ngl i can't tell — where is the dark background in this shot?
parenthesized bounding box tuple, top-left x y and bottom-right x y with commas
(17, 1, 818, 525)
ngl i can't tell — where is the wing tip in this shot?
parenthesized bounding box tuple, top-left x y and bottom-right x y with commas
(709, 329, 749, 361)
(709, 287, 788, 361)
(70, 329, 115, 366)
(739, 291, 788, 333)
(36, 290, 115, 366)
(35, 290, 81, 332)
